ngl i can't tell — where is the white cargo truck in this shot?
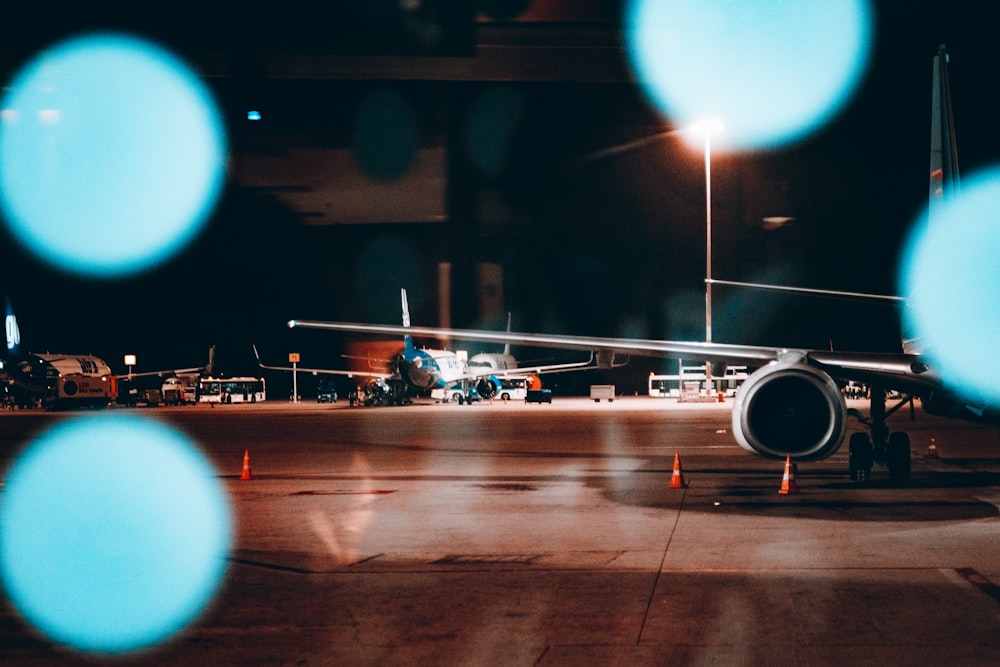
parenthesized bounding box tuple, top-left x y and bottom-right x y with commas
(590, 384, 615, 402)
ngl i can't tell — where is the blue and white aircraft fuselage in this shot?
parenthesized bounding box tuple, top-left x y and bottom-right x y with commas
(398, 346, 468, 391)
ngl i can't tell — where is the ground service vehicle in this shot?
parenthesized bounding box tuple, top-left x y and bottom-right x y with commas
(499, 377, 530, 401)
(34, 354, 116, 409)
(161, 376, 196, 405)
(590, 384, 615, 402)
(197, 377, 265, 403)
(316, 379, 338, 403)
(525, 389, 552, 404)
(433, 383, 481, 404)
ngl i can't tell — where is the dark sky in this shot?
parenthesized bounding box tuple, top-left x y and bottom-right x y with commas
(2, 1, 999, 394)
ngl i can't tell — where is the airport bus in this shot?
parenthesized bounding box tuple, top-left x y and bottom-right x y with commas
(498, 377, 531, 401)
(648, 373, 680, 398)
(197, 376, 266, 403)
(648, 364, 749, 398)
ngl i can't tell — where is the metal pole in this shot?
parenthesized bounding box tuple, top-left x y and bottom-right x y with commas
(704, 131, 712, 344)
(704, 131, 714, 394)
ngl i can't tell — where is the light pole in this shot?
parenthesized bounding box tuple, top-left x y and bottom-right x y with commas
(690, 119, 723, 343)
(689, 119, 723, 392)
(703, 127, 713, 344)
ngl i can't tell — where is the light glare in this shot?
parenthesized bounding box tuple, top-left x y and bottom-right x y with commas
(900, 166, 1000, 404)
(624, 0, 873, 152)
(0, 415, 231, 654)
(0, 33, 227, 277)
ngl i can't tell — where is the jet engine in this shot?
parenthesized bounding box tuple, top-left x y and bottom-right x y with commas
(476, 377, 499, 400)
(731, 353, 847, 461)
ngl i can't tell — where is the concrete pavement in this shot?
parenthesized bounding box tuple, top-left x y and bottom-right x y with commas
(2, 397, 1000, 665)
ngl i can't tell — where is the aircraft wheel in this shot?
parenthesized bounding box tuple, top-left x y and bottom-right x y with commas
(457, 394, 465, 405)
(886, 432, 912, 481)
(848, 432, 873, 482)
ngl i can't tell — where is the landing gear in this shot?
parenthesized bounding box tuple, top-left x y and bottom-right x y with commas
(847, 385, 912, 482)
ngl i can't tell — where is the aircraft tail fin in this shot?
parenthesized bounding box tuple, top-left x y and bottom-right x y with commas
(5, 298, 21, 360)
(503, 312, 511, 356)
(930, 44, 960, 206)
(905, 45, 961, 358)
(401, 288, 413, 352)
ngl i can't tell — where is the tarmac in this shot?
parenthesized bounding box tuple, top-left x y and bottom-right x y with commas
(2, 396, 1000, 665)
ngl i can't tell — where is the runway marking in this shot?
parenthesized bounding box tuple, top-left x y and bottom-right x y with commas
(954, 567, 1000, 605)
(228, 558, 312, 574)
(638, 445, 733, 450)
(638, 482, 688, 644)
(473, 483, 538, 492)
(974, 492, 1000, 513)
(433, 554, 540, 565)
(289, 490, 396, 496)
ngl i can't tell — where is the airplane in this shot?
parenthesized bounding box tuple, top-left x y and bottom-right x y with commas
(261, 289, 600, 405)
(258, 289, 469, 405)
(457, 312, 614, 401)
(288, 45, 986, 481)
(1, 298, 116, 409)
(1, 297, 222, 409)
(113, 346, 218, 406)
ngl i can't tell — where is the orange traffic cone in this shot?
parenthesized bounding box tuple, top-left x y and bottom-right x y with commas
(669, 451, 689, 489)
(778, 455, 798, 495)
(927, 437, 939, 458)
(240, 449, 253, 481)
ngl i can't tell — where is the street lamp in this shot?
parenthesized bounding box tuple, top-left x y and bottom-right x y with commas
(689, 119, 724, 344)
(688, 119, 723, 394)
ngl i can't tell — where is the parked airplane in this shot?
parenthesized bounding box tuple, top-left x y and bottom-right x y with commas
(461, 313, 609, 400)
(1, 298, 116, 409)
(289, 46, 985, 481)
(114, 346, 217, 406)
(264, 289, 590, 404)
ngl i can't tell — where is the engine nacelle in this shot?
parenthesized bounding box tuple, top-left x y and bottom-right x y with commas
(476, 377, 499, 400)
(732, 353, 847, 461)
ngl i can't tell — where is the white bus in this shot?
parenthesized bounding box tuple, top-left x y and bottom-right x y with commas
(648, 373, 680, 398)
(197, 376, 266, 403)
(498, 377, 530, 401)
(649, 363, 749, 398)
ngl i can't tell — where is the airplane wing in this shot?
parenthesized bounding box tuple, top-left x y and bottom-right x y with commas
(253, 345, 394, 380)
(291, 319, 786, 364)
(115, 366, 206, 380)
(286, 319, 938, 395)
(115, 345, 223, 380)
